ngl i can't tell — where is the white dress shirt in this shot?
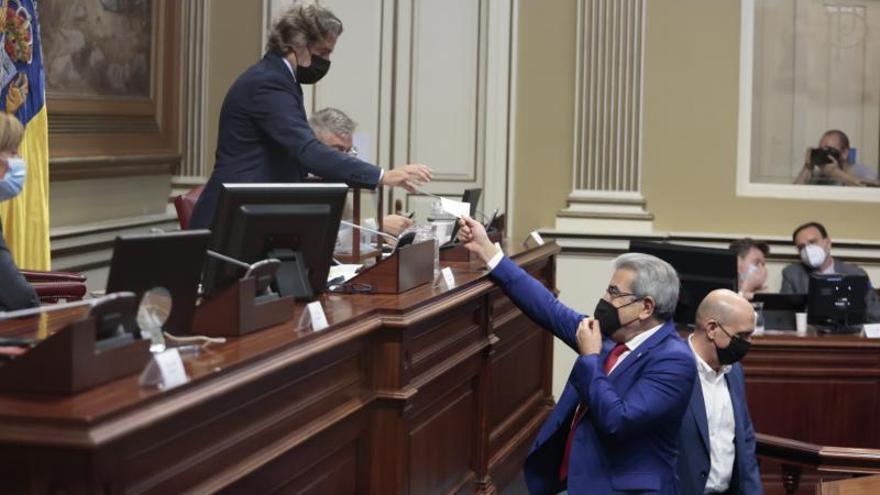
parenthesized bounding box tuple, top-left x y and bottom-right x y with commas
(281, 57, 298, 81)
(688, 335, 736, 494)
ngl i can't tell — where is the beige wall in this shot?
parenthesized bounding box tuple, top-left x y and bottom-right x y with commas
(642, 0, 880, 241)
(510, 0, 577, 243)
(510, 0, 880, 243)
(204, 0, 263, 175)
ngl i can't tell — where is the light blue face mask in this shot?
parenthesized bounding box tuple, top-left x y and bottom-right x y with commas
(0, 157, 26, 202)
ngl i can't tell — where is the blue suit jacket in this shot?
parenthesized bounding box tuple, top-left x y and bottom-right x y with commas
(490, 257, 696, 494)
(676, 362, 763, 495)
(189, 51, 382, 229)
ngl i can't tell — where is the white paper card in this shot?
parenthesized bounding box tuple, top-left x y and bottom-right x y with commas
(530, 231, 545, 246)
(139, 348, 188, 390)
(328, 264, 363, 284)
(440, 197, 471, 219)
(864, 324, 880, 338)
(307, 301, 329, 331)
(494, 242, 502, 254)
(441, 267, 456, 288)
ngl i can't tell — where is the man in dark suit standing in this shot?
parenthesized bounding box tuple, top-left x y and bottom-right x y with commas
(459, 216, 696, 494)
(677, 289, 762, 495)
(190, 3, 432, 229)
(780, 222, 880, 322)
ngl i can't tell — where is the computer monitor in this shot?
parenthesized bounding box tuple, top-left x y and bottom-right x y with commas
(203, 183, 347, 300)
(807, 273, 867, 332)
(752, 293, 807, 331)
(444, 188, 482, 247)
(106, 230, 210, 335)
(628, 240, 737, 325)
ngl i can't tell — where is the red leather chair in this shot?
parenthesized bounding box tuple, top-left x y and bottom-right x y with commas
(174, 185, 205, 230)
(21, 270, 88, 303)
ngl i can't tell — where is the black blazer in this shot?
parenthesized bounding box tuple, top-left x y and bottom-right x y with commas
(0, 222, 39, 311)
(189, 51, 382, 229)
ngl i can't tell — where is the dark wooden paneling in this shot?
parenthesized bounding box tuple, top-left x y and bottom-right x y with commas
(742, 332, 880, 493)
(406, 298, 484, 381)
(0, 243, 561, 494)
(219, 411, 369, 495)
(744, 334, 880, 449)
(409, 382, 476, 495)
(47, 0, 184, 181)
(123, 341, 369, 493)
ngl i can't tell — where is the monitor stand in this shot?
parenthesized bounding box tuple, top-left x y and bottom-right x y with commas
(816, 324, 862, 335)
(268, 248, 314, 301)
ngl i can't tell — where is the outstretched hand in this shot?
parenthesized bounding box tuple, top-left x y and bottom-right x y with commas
(458, 215, 498, 264)
(381, 164, 433, 193)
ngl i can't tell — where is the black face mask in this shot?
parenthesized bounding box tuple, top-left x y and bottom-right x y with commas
(295, 54, 331, 84)
(713, 323, 752, 365)
(593, 298, 642, 338)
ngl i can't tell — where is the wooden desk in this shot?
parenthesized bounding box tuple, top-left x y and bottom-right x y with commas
(0, 243, 559, 494)
(743, 330, 880, 450)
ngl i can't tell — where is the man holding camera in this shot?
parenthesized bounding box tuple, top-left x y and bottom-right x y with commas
(794, 130, 879, 187)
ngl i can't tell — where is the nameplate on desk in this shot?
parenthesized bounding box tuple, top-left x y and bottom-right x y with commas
(441, 267, 456, 289)
(529, 231, 545, 246)
(307, 301, 329, 331)
(864, 324, 880, 339)
(139, 348, 188, 390)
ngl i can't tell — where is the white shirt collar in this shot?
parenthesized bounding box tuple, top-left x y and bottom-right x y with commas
(688, 334, 732, 382)
(623, 322, 664, 352)
(820, 257, 836, 275)
(281, 56, 297, 82)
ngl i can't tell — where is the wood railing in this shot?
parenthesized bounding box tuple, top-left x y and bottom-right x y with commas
(757, 433, 880, 494)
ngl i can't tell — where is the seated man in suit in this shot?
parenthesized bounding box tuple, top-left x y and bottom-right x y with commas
(0, 113, 38, 311)
(729, 238, 769, 301)
(309, 107, 413, 236)
(459, 216, 696, 494)
(678, 289, 762, 495)
(781, 221, 880, 322)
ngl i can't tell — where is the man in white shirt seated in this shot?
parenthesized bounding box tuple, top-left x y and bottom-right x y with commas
(309, 107, 413, 236)
(677, 289, 763, 495)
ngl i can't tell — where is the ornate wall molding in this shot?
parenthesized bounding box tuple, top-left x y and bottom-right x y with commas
(558, 0, 652, 233)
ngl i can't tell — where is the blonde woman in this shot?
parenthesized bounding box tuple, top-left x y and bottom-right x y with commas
(0, 112, 38, 311)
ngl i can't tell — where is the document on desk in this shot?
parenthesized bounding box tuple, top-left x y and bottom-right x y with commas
(328, 264, 362, 284)
(440, 197, 471, 219)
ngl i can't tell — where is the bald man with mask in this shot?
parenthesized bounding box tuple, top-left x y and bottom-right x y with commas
(678, 290, 762, 495)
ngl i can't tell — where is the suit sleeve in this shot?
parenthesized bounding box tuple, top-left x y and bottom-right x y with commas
(0, 233, 39, 311)
(854, 267, 880, 323)
(569, 349, 696, 440)
(780, 267, 796, 294)
(250, 76, 381, 189)
(490, 256, 585, 352)
(733, 366, 764, 494)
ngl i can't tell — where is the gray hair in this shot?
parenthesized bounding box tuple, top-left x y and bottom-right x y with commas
(612, 252, 680, 320)
(266, 2, 343, 55)
(309, 107, 356, 138)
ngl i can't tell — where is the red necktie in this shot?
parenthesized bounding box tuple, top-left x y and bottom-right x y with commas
(559, 343, 628, 481)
